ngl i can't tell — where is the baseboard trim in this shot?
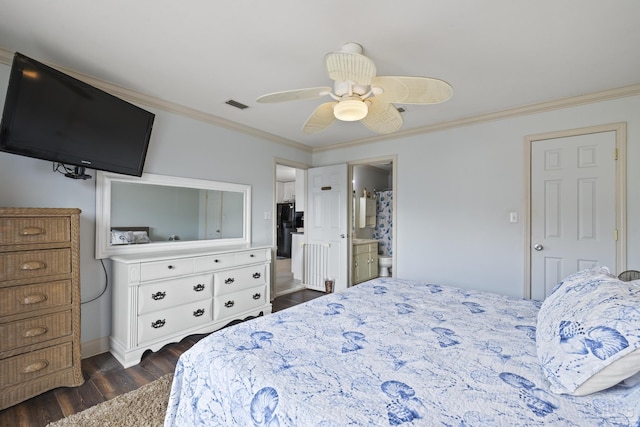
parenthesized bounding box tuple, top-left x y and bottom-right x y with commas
(81, 336, 110, 359)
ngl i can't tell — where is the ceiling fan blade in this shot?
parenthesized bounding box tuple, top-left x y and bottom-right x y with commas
(361, 97, 403, 134)
(372, 76, 453, 104)
(256, 87, 332, 103)
(303, 102, 337, 134)
(324, 51, 376, 85)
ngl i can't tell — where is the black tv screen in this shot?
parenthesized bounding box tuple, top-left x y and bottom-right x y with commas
(0, 52, 154, 177)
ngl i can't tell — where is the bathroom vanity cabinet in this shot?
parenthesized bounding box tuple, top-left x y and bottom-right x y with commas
(109, 246, 271, 368)
(352, 240, 378, 285)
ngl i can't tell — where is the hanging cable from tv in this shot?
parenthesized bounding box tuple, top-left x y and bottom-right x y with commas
(53, 162, 92, 180)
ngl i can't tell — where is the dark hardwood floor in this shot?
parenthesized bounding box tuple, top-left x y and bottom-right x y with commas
(0, 289, 324, 427)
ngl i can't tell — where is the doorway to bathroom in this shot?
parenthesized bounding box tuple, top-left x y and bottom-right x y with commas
(350, 156, 396, 283)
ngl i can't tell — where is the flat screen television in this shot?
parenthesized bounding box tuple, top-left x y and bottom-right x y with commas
(0, 52, 154, 178)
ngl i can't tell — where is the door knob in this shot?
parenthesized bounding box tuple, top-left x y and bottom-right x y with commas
(533, 244, 544, 251)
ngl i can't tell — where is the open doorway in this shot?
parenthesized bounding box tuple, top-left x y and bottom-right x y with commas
(274, 162, 307, 297)
(349, 156, 396, 284)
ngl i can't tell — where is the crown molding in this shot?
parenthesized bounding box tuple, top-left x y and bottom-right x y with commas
(2, 47, 639, 155)
(313, 83, 640, 153)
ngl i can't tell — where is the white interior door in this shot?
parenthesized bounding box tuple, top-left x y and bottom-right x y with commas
(530, 130, 617, 300)
(306, 164, 348, 292)
(200, 190, 222, 239)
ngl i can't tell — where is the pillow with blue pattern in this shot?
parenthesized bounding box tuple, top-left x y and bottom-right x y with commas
(536, 266, 640, 395)
(110, 230, 133, 245)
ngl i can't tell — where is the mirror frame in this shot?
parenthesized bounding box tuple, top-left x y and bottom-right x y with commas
(95, 171, 251, 259)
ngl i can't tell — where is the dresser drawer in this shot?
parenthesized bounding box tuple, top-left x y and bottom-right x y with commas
(138, 274, 213, 315)
(214, 285, 267, 321)
(0, 249, 71, 282)
(235, 249, 268, 265)
(0, 280, 71, 317)
(139, 258, 194, 282)
(213, 264, 268, 296)
(0, 311, 71, 351)
(138, 300, 212, 345)
(0, 342, 73, 388)
(0, 217, 70, 247)
(193, 253, 235, 273)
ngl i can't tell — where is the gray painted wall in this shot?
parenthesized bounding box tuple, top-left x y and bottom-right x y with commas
(315, 95, 640, 298)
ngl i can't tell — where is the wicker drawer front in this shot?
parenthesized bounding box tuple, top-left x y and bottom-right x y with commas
(138, 300, 212, 345)
(0, 249, 71, 282)
(139, 259, 194, 282)
(213, 264, 268, 296)
(138, 274, 213, 315)
(0, 217, 70, 246)
(0, 311, 72, 351)
(0, 281, 71, 317)
(214, 285, 267, 321)
(0, 342, 73, 388)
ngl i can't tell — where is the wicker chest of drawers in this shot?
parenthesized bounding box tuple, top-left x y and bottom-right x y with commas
(0, 208, 83, 410)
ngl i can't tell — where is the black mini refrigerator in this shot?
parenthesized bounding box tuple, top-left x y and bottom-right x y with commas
(276, 203, 294, 258)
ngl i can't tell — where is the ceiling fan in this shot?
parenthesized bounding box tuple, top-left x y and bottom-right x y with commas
(256, 42, 453, 135)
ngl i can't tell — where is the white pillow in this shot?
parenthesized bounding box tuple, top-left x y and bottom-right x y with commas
(622, 370, 640, 388)
(132, 230, 151, 244)
(111, 230, 133, 245)
(536, 266, 640, 395)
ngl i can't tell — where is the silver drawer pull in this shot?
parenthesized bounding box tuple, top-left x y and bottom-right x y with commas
(21, 294, 48, 305)
(22, 360, 48, 374)
(20, 227, 45, 236)
(252, 293, 261, 300)
(23, 326, 48, 337)
(193, 308, 205, 317)
(224, 300, 235, 308)
(152, 291, 166, 300)
(225, 277, 235, 284)
(20, 261, 46, 270)
(151, 319, 166, 328)
(252, 272, 261, 279)
(193, 284, 205, 292)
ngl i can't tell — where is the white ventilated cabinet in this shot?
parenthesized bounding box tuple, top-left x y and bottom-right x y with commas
(109, 246, 271, 368)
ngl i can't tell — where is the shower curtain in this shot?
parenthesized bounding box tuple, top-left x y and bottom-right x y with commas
(373, 190, 392, 256)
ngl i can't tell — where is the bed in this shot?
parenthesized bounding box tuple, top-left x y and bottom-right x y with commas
(165, 269, 640, 426)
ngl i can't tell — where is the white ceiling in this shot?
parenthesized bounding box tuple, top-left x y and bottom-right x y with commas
(1, 1, 639, 151)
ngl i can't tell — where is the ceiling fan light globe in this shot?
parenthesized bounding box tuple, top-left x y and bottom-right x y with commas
(333, 99, 368, 121)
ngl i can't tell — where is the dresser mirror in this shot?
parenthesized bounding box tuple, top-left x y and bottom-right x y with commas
(95, 171, 251, 258)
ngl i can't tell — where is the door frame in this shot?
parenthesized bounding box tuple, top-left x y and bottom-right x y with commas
(523, 122, 627, 298)
(348, 154, 398, 285)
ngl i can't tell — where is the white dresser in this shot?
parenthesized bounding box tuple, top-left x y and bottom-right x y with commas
(109, 246, 271, 368)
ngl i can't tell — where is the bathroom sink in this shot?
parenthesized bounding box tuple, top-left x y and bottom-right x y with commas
(352, 238, 377, 244)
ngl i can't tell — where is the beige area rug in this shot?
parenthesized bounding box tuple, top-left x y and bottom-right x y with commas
(47, 374, 172, 427)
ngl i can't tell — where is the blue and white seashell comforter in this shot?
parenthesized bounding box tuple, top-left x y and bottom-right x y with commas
(165, 278, 639, 426)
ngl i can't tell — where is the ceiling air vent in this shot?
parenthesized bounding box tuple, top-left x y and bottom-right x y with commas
(225, 99, 249, 110)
